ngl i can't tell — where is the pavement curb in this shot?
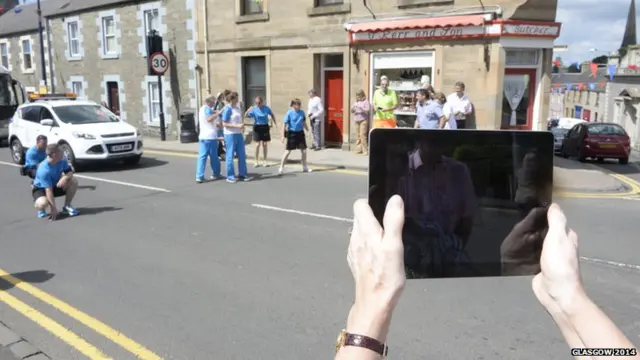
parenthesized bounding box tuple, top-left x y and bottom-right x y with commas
(0, 321, 50, 360)
(145, 146, 370, 171)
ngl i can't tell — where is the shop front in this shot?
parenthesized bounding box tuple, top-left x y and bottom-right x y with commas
(343, 12, 560, 136)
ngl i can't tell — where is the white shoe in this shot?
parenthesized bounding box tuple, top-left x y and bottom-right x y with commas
(262, 161, 269, 167)
(277, 167, 284, 175)
(253, 163, 261, 167)
(303, 167, 312, 173)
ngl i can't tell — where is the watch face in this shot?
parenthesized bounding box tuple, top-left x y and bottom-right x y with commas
(335, 331, 346, 354)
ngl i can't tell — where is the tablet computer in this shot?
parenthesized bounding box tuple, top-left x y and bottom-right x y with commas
(368, 128, 554, 279)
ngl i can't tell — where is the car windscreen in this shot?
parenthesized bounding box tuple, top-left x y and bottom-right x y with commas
(54, 105, 120, 124)
(552, 128, 568, 136)
(0, 74, 15, 106)
(587, 124, 627, 136)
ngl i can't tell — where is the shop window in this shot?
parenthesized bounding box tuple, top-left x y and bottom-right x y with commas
(241, 56, 266, 109)
(241, 0, 262, 15)
(370, 52, 434, 128)
(571, 108, 575, 117)
(505, 49, 539, 66)
(501, 73, 531, 127)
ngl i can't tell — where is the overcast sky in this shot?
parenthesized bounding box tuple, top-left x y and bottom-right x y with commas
(555, 0, 636, 63)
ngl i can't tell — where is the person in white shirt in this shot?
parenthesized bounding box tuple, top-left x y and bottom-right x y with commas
(442, 99, 457, 130)
(307, 89, 324, 150)
(195, 96, 223, 183)
(446, 81, 473, 129)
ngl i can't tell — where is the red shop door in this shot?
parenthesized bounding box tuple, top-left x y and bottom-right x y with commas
(582, 109, 591, 121)
(324, 70, 343, 145)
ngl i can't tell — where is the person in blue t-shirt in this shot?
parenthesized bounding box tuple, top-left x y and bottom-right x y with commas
(221, 91, 250, 183)
(32, 144, 79, 220)
(278, 98, 312, 175)
(244, 96, 277, 167)
(22, 135, 48, 178)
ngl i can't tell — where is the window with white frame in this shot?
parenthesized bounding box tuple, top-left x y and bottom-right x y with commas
(71, 81, 83, 96)
(144, 9, 159, 35)
(101, 16, 116, 55)
(21, 39, 33, 70)
(67, 21, 80, 57)
(0, 42, 8, 68)
(148, 81, 161, 122)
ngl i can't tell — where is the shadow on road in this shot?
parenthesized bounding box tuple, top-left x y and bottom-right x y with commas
(78, 185, 97, 191)
(0, 270, 54, 291)
(52, 206, 122, 221)
(77, 157, 168, 173)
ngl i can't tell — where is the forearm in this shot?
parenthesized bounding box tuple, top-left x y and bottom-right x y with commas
(546, 309, 587, 354)
(564, 292, 638, 353)
(335, 305, 391, 360)
(45, 189, 56, 208)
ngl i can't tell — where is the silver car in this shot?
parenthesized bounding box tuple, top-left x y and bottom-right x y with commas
(551, 127, 569, 153)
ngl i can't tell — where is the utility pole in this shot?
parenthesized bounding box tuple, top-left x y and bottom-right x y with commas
(36, 0, 47, 87)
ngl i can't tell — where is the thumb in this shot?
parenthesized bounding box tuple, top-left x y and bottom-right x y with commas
(382, 195, 405, 242)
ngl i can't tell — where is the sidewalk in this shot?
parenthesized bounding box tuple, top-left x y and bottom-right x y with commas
(144, 139, 626, 193)
(145, 138, 368, 170)
(0, 322, 48, 359)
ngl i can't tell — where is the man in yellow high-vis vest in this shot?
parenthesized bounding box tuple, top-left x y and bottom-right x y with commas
(372, 75, 398, 128)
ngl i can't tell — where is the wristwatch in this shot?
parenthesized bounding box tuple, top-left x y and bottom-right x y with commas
(335, 329, 388, 357)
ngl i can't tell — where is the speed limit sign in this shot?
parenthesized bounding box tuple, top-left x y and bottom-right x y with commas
(150, 52, 169, 75)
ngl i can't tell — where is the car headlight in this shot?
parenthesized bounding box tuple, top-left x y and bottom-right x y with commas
(135, 129, 142, 137)
(72, 131, 96, 139)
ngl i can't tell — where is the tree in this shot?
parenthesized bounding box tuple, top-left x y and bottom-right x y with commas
(618, 46, 628, 58)
(591, 55, 608, 64)
(567, 64, 581, 73)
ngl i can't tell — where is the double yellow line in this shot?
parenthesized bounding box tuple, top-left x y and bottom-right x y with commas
(0, 269, 161, 359)
(145, 149, 640, 199)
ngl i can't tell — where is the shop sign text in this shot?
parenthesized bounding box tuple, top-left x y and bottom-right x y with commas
(353, 26, 483, 42)
(503, 24, 559, 37)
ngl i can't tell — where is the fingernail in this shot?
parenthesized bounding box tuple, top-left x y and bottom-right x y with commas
(389, 195, 403, 208)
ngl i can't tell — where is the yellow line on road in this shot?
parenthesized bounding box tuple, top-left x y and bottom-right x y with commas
(145, 149, 640, 199)
(0, 269, 162, 360)
(0, 288, 110, 359)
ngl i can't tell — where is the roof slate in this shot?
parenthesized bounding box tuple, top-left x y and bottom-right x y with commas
(551, 68, 610, 92)
(45, 0, 133, 18)
(0, 0, 68, 37)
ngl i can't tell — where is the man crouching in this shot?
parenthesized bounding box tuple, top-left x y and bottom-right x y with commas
(32, 144, 79, 220)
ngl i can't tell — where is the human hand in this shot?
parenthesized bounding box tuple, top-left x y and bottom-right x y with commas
(500, 207, 547, 276)
(50, 207, 59, 221)
(532, 204, 583, 313)
(347, 195, 405, 339)
(56, 177, 68, 188)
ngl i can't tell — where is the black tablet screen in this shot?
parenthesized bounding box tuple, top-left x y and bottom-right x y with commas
(368, 129, 554, 279)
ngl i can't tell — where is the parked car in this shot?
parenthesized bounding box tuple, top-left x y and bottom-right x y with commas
(559, 122, 631, 164)
(551, 127, 569, 153)
(8, 93, 143, 167)
(547, 118, 559, 130)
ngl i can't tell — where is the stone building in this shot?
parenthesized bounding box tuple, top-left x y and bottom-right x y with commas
(550, 63, 608, 121)
(604, 46, 640, 150)
(44, 0, 197, 137)
(0, 0, 63, 93)
(194, 0, 560, 150)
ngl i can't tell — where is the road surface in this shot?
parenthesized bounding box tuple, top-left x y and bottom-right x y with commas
(0, 152, 638, 359)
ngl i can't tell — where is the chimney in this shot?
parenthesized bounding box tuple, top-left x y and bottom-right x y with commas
(581, 61, 591, 73)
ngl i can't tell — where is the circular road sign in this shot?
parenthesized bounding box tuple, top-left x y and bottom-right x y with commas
(150, 52, 169, 75)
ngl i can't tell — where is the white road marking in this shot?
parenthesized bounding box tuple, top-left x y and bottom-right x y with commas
(580, 256, 640, 271)
(253, 203, 640, 272)
(251, 204, 353, 222)
(0, 160, 171, 193)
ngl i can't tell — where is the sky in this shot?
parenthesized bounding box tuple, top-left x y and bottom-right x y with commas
(555, 0, 636, 63)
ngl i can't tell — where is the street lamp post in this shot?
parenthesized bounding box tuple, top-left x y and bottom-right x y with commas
(36, 0, 47, 88)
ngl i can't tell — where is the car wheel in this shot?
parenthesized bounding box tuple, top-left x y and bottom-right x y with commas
(560, 146, 568, 158)
(59, 143, 76, 168)
(10, 138, 25, 165)
(123, 155, 142, 166)
(619, 157, 629, 165)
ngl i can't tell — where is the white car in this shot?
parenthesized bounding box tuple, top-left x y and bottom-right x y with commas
(8, 94, 143, 166)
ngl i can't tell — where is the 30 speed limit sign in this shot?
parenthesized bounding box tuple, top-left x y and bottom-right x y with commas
(150, 52, 169, 75)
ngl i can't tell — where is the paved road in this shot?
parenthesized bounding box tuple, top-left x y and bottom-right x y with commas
(0, 152, 638, 359)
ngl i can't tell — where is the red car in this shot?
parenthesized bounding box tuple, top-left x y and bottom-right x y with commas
(560, 122, 631, 164)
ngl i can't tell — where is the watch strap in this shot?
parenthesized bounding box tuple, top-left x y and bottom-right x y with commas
(343, 332, 388, 357)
